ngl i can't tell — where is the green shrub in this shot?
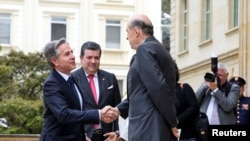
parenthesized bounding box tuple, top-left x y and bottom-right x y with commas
(0, 98, 44, 134)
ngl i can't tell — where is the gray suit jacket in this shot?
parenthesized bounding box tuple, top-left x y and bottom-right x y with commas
(117, 36, 177, 141)
(72, 68, 121, 138)
(195, 82, 240, 125)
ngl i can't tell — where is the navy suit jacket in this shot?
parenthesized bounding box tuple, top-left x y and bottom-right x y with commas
(40, 69, 99, 141)
(72, 68, 121, 138)
(175, 83, 199, 139)
(236, 96, 250, 125)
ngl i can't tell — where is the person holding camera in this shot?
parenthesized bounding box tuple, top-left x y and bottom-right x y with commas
(195, 62, 240, 125)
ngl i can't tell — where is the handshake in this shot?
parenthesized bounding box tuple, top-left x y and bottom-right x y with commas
(100, 106, 120, 123)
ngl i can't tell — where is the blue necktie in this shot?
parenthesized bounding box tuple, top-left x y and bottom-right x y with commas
(67, 77, 80, 103)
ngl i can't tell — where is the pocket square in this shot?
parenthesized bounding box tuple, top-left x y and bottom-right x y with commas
(107, 85, 113, 89)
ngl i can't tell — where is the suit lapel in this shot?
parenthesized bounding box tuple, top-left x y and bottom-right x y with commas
(63, 84, 82, 110)
(201, 90, 212, 113)
(97, 71, 106, 106)
(52, 70, 81, 110)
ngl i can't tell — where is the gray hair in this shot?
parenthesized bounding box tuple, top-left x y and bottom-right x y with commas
(129, 19, 154, 35)
(43, 38, 67, 68)
(217, 63, 228, 74)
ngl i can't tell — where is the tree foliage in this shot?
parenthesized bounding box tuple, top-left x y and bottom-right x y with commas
(162, 0, 171, 14)
(0, 50, 50, 134)
(0, 98, 44, 134)
(0, 50, 50, 100)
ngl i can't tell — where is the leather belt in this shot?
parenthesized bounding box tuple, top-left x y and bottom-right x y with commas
(93, 129, 103, 134)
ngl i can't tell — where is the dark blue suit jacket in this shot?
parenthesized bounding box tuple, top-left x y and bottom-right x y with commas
(236, 96, 250, 125)
(40, 69, 99, 141)
(175, 83, 199, 139)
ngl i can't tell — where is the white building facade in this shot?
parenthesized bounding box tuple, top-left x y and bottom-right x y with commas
(171, 0, 250, 95)
(0, 0, 162, 94)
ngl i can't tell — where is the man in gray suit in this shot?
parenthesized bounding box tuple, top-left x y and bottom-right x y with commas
(72, 41, 121, 141)
(106, 14, 179, 141)
(196, 63, 240, 125)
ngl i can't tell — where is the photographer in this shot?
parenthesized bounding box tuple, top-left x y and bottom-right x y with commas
(195, 63, 240, 125)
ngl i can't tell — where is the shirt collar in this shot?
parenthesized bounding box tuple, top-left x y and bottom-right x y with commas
(56, 70, 70, 81)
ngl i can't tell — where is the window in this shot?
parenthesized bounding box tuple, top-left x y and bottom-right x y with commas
(182, 0, 188, 50)
(51, 17, 66, 41)
(0, 14, 11, 44)
(201, 0, 211, 41)
(161, 13, 171, 51)
(205, 0, 211, 40)
(228, 0, 239, 29)
(233, 0, 239, 27)
(105, 20, 121, 49)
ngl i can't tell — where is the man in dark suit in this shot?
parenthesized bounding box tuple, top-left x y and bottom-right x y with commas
(40, 38, 114, 141)
(71, 41, 121, 141)
(230, 76, 250, 125)
(106, 14, 179, 141)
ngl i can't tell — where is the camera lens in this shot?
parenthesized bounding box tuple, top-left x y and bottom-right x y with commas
(204, 73, 216, 82)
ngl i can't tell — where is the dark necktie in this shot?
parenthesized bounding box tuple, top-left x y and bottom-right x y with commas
(67, 77, 80, 103)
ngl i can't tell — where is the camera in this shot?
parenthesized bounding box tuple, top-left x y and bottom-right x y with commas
(204, 53, 218, 82)
(204, 72, 216, 82)
(211, 53, 217, 74)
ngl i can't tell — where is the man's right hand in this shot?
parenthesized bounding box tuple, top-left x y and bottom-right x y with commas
(171, 127, 180, 139)
(100, 106, 120, 123)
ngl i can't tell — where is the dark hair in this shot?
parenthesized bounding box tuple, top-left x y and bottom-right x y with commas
(130, 19, 154, 35)
(174, 62, 180, 82)
(44, 38, 67, 68)
(80, 41, 102, 57)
